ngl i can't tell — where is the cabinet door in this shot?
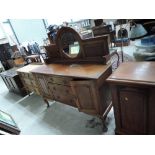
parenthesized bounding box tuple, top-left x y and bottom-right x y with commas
(118, 86, 148, 134)
(48, 83, 77, 107)
(71, 80, 99, 115)
(35, 74, 52, 99)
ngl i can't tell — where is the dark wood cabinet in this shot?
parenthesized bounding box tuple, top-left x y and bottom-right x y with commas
(111, 85, 148, 134)
(107, 62, 155, 135)
(0, 68, 27, 96)
(0, 43, 14, 70)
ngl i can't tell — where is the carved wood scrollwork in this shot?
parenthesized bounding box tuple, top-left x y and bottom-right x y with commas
(44, 26, 110, 64)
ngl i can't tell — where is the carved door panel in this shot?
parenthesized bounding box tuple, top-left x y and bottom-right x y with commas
(35, 74, 52, 99)
(70, 80, 99, 115)
(48, 83, 77, 107)
(118, 86, 148, 134)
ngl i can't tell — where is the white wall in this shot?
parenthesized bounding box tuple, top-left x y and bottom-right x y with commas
(10, 19, 47, 45)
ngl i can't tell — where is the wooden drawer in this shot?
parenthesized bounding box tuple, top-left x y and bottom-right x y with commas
(46, 76, 72, 85)
(49, 83, 74, 96)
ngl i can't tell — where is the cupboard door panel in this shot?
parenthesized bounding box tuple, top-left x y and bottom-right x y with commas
(48, 83, 77, 107)
(118, 87, 148, 134)
(35, 74, 52, 98)
(71, 80, 99, 114)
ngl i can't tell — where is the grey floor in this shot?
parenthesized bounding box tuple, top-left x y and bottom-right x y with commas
(0, 77, 116, 135)
(0, 43, 135, 135)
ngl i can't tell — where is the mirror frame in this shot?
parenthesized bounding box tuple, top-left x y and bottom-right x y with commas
(56, 27, 83, 59)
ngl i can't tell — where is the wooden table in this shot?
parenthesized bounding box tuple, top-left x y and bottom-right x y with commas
(107, 62, 155, 134)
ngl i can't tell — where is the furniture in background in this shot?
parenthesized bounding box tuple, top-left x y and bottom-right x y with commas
(0, 110, 20, 135)
(133, 36, 155, 61)
(132, 19, 155, 37)
(114, 38, 130, 47)
(80, 30, 93, 39)
(0, 67, 27, 96)
(47, 25, 59, 44)
(0, 66, 3, 72)
(26, 54, 42, 64)
(107, 62, 155, 134)
(0, 42, 14, 70)
(92, 24, 115, 48)
(114, 20, 130, 62)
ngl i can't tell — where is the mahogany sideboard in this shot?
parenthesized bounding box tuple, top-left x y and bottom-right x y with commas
(107, 62, 155, 134)
(31, 63, 112, 120)
(16, 26, 119, 130)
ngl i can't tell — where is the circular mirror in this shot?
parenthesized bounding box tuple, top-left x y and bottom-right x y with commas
(60, 32, 80, 58)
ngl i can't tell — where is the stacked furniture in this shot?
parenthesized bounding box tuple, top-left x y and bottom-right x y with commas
(92, 24, 115, 48)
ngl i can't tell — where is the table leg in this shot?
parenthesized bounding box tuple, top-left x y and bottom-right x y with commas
(43, 98, 50, 107)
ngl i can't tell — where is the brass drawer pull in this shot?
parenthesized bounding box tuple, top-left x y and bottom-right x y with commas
(125, 97, 128, 101)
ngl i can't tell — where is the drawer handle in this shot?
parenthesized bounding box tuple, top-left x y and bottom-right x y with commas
(124, 97, 128, 101)
(50, 78, 53, 81)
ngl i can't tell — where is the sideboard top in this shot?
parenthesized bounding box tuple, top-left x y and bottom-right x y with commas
(31, 63, 111, 79)
(16, 64, 43, 73)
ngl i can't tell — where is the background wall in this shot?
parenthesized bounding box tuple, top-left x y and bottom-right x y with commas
(10, 19, 47, 45)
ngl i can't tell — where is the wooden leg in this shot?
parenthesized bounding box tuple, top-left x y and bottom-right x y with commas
(99, 102, 113, 132)
(102, 101, 113, 120)
(43, 98, 50, 108)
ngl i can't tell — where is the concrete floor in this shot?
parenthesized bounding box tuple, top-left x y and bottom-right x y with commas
(0, 77, 115, 135)
(0, 43, 135, 135)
